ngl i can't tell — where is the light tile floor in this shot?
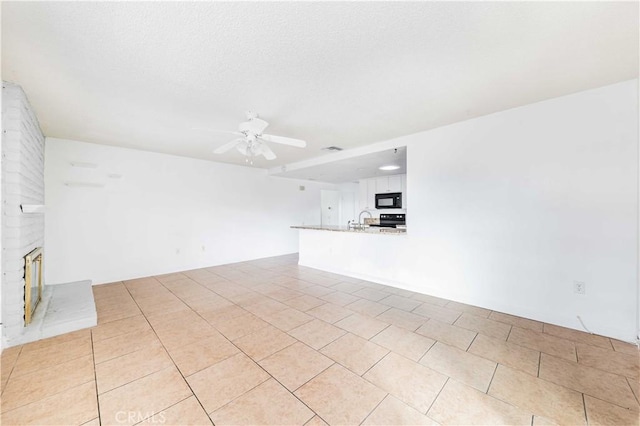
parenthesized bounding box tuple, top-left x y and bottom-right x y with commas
(1, 254, 638, 425)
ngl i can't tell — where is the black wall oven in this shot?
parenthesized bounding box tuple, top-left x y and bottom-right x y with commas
(375, 192, 402, 209)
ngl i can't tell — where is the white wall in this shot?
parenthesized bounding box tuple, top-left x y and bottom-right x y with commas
(299, 80, 639, 342)
(45, 138, 334, 285)
(409, 79, 638, 341)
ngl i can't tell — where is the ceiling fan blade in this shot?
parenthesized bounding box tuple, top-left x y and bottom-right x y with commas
(192, 127, 243, 136)
(213, 138, 245, 154)
(261, 134, 306, 148)
(256, 142, 277, 160)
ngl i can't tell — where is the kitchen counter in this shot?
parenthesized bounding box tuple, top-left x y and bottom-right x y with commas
(291, 225, 407, 235)
(293, 225, 410, 289)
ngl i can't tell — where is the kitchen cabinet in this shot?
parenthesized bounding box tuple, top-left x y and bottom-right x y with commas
(388, 175, 402, 193)
(367, 179, 377, 209)
(359, 173, 406, 211)
(359, 178, 376, 210)
(375, 175, 402, 193)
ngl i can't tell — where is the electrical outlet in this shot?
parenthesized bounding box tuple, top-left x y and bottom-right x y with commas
(574, 281, 586, 295)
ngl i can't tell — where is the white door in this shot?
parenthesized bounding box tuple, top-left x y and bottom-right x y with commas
(321, 190, 340, 226)
(339, 191, 356, 225)
(358, 180, 368, 210)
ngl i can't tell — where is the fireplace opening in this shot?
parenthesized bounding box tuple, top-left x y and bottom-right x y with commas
(24, 247, 43, 325)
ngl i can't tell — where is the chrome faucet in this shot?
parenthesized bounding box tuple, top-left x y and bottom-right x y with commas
(358, 210, 373, 226)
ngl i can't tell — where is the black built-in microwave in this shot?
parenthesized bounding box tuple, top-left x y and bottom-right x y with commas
(375, 192, 402, 209)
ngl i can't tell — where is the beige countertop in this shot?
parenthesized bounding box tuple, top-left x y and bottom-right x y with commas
(291, 225, 407, 235)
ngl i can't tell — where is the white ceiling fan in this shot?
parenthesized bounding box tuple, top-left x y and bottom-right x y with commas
(205, 111, 306, 164)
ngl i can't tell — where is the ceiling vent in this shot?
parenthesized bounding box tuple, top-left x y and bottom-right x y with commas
(321, 146, 343, 152)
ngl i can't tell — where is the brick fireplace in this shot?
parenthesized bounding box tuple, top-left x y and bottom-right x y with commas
(2, 82, 46, 347)
(2, 82, 97, 349)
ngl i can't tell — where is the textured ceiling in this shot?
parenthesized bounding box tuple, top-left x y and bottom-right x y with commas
(2, 2, 638, 169)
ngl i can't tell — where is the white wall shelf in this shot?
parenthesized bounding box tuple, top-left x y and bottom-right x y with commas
(20, 204, 45, 214)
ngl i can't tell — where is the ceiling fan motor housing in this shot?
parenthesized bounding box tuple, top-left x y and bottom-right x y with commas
(238, 117, 269, 135)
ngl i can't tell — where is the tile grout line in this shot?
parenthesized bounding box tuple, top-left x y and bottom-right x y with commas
(360, 350, 393, 378)
(585, 392, 640, 413)
(285, 358, 337, 395)
(582, 388, 640, 413)
(129, 395, 194, 426)
(313, 327, 349, 352)
(0, 344, 24, 397)
(418, 339, 437, 362)
(424, 376, 449, 416)
(365, 323, 392, 342)
(6, 337, 94, 382)
(358, 392, 390, 426)
(417, 332, 440, 362)
(89, 331, 103, 426)
(536, 352, 542, 377)
(268, 367, 328, 424)
(0, 378, 99, 418)
(465, 332, 479, 352)
(94, 308, 140, 324)
(97, 365, 174, 397)
(505, 324, 514, 341)
(581, 393, 588, 424)
(485, 362, 500, 395)
(625, 377, 640, 405)
(92, 331, 156, 366)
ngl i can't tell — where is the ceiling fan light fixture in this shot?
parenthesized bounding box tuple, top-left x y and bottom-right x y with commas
(210, 111, 307, 161)
(379, 165, 401, 171)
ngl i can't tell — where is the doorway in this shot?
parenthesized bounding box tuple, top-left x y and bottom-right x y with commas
(320, 190, 340, 226)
